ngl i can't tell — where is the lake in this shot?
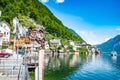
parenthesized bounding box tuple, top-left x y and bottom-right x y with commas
(44, 53, 120, 80)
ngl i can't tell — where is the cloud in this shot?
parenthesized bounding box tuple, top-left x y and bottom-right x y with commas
(115, 27, 120, 34)
(104, 37, 111, 42)
(40, 0, 64, 3)
(76, 30, 103, 45)
(41, 0, 49, 3)
(48, 8, 119, 45)
(56, 0, 64, 3)
(116, 27, 120, 31)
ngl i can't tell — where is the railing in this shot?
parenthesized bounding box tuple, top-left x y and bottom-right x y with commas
(21, 56, 31, 80)
(0, 58, 22, 75)
(18, 63, 22, 80)
(0, 57, 31, 80)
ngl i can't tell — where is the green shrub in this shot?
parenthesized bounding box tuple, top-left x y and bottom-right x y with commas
(2, 45, 8, 49)
(77, 47, 88, 53)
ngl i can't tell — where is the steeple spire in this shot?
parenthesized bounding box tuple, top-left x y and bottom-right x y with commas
(0, 10, 2, 17)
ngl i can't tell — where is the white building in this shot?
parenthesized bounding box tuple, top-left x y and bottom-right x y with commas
(91, 47, 96, 53)
(13, 17, 26, 37)
(45, 41, 49, 49)
(0, 21, 10, 42)
(69, 41, 82, 51)
(50, 39, 61, 45)
(18, 24, 26, 37)
(13, 17, 19, 33)
(69, 40, 75, 46)
(0, 33, 3, 48)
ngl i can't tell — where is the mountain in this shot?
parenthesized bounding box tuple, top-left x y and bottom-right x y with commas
(0, 0, 83, 42)
(97, 35, 120, 53)
(69, 29, 81, 38)
(69, 29, 84, 41)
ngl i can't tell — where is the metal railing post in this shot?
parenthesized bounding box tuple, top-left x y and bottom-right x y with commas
(18, 64, 21, 80)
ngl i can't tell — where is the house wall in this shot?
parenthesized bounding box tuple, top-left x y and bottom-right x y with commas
(70, 41, 75, 46)
(45, 41, 49, 49)
(0, 22, 10, 42)
(9, 37, 31, 48)
(13, 17, 26, 37)
(50, 39, 61, 45)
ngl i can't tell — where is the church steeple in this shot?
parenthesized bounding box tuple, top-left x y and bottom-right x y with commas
(0, 10, 2, 17)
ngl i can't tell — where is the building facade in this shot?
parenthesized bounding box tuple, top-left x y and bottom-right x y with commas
(0, 21, 10, 42)
(13, 17, 26, 37)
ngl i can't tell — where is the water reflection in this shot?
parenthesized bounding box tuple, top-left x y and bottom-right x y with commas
(65, 53, 120, 80)
(111, 56, 117, 63)
(44, 53, 86, 80)
(44, 53, 120, 80)
(69, 54, 81, 67)
(44, 53, 82, 70)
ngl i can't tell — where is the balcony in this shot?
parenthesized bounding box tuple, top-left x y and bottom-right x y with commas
(0, 33, 3, 37)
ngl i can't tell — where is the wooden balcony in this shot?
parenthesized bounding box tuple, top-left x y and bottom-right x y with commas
(25, 37, 30, 44)
(0, 33, 3, 37)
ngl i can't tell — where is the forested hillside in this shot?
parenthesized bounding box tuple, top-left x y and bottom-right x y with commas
(0, 0, 83, 42)
(97, 35, 120, 53)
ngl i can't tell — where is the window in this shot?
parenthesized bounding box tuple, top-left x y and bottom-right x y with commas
(4, 25, 6, 28)
(0, 24, 1, 27)
(4, 32, 6, 37)
(4, 32, 6, 34)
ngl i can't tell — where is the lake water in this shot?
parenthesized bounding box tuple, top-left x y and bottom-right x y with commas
(44, 53, 120, 80)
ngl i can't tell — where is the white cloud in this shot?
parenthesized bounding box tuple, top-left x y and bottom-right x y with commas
(40, 0, 64, 3)
(115, 27, 120, 34)
(56, 0, 64, 3)
(116, 27, 120, 31)
(41, 0, 49, 3)
(104, 37, 111, 42)
(76, 30, 102, 45)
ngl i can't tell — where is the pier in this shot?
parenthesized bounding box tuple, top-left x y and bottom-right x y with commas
(0, 54, 30, 80)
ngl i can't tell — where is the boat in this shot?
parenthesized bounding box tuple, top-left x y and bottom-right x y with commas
(111, 51, 117, 56)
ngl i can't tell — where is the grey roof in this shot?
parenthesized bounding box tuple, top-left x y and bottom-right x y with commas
(50, 39, 61, 44)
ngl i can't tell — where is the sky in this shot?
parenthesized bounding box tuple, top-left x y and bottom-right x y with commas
(39, 0, 120, 45)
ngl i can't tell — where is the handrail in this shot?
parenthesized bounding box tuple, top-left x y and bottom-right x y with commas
(22, 56, 31, 80)
(18, 64, 22, 80)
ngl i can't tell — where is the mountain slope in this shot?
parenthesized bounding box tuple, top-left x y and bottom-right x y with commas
(0, 0, 83, 42)
(97, 35, 120, 53)
(69, 29, 81, 38)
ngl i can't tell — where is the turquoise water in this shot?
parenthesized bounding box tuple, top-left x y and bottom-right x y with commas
(44, 53, 120, 80)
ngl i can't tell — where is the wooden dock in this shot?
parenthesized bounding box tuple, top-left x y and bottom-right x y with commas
(0, 55, 24, 80)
